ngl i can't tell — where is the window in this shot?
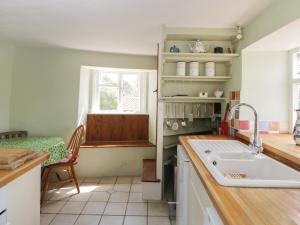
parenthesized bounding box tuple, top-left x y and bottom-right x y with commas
(290, 49, 300, 128)
(92, 69, 147, 113)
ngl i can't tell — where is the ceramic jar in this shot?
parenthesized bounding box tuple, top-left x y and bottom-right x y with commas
(189, 62, 199, 76)
(205, 61, 215, 76)
(293, 110, 300, 145)
(176, 62, 186, 76)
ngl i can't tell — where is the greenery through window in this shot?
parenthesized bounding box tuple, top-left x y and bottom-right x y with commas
(94, 70, 146, 113)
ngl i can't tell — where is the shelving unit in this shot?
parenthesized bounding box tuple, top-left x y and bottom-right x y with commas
(161, 75, 231, 82)
(161, 52, 239, 63)
(159, 96, 226, 103)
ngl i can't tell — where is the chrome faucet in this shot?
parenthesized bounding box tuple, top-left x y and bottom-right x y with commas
(228, 103, 263, 155)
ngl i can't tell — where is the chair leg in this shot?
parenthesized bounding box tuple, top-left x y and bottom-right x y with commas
(55, 172, 62, 181)
(41, 167, 51, 204)
(70, 165, 80, 193)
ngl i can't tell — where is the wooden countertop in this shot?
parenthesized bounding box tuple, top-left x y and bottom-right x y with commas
(237, 132, 300, 166)
(179, 135, 300, 225)
(0, 153, 49, 187)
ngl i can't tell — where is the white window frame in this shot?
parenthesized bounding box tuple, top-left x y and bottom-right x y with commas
(289, 47, 300, 132)
(91, 69, 147, 114)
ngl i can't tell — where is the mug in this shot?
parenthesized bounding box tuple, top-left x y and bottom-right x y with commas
(214, 47, 224, 53)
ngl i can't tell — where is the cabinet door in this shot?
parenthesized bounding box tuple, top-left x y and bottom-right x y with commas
(187, 176, 206, 225)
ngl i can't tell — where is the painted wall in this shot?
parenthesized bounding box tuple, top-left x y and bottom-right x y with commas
(0, 43, 14, 130)
(240, 51, 289, 131)
(10, 46, 157, 140)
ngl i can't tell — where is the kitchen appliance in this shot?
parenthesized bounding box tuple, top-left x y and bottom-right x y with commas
(0, 188, 9, 225)
(189, 62, 199, 76)
(176, 145, 190, 225)
(205, 62, 215, 76)
(177, 62, 186, 76)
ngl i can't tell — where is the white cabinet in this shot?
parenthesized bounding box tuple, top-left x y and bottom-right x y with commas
(177, 145, 224, 225)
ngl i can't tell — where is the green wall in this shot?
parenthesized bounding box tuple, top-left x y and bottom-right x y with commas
(10, 46, 157, 140)
(0, 43, 14, 130)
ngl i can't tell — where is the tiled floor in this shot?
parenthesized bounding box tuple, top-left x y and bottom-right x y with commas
(41, 176, 171, 225)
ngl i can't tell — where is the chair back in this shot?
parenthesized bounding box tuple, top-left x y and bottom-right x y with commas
(67, 125, 85, 163)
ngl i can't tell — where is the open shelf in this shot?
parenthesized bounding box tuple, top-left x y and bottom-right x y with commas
(161, 75, 231, 82)
(161, 52, 239, 63)
(159, 96, 226, 103)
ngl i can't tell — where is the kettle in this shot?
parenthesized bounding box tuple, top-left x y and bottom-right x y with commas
(189, 40, 209, 53)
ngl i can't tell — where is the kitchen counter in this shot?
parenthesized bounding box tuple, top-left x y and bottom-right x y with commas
(0, 153, 49, 187)
(236, 132, 300, 171)
(179, 135, 300, 225)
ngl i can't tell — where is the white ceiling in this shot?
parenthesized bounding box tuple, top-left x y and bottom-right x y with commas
(245, 18, 300, 51)
(0, 0, 274, 55)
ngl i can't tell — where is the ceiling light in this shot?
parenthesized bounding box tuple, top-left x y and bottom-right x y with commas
(236, 26, 243, 40)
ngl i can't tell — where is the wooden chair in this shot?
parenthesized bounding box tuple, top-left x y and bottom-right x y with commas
(41, 125, 85, 204)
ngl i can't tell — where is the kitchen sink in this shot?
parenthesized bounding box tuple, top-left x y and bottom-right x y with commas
(188, 140, 300, 188)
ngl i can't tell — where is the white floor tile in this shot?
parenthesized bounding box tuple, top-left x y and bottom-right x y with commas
(131, 184, 142, 193)
(116, 176, 132, 184)
(104, 203, 127, 215)
(69, 192, 92, 201)
(132, 177, 142, 184)
(84, 177, 101, 184)
(89, 192, 110, 202)
(124, 216, 147, 225)
(59, 201, 86, 214)
(114, 184, 131, 192)
(126, 203, 147, 216)
(148, 216, 171, 225)
(100, 177, 117, 184)
(94, 184, 114, 192)
(50, 214, 78, 225)
(129, 193, 146, 203)
(82, 202, 106, 215)
(74, 215, 101, 225)
(148, 202, 169, 216)
(99, 216, 124, 225)
(41, 201, 66, 214)
(40, 214, 56, 225)
(49, 190, 73, 201)
(109, 192, 129, 202)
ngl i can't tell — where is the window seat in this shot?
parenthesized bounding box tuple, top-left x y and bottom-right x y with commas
(81, 140, 155, 148)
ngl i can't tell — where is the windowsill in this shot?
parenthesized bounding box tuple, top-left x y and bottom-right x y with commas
(81, 140, 156, 148)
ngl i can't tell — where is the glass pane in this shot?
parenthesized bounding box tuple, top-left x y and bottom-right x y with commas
(122, 74, 141, 112)
(293, 52, 300, 78)
(99, 72, 119, 86)
(99, 87, 118, 111)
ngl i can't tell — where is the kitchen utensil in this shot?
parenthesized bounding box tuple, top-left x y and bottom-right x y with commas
(172, 104, 179, 131)
(205, 62, 215, 76)
(181, 104, 187, 127)
(187, 113, 193, 122)
(218, 103, 230, 135)
(189, 40, 208, 53)
(176, 62, 186, 76)
(189, 62, 199, 76)
(211, 103, 216, 122)
(165, 103, 171, 128)
(199, 92, 208, 98)
(170, 45, 180, 53)
(214, 89, 224, 98)
(214, 47, 224, 53)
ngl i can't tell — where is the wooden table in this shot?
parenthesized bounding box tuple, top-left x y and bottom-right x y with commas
(179, 135, 300, 225)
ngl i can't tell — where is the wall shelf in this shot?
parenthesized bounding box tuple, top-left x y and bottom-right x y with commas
(159, 96, 226, 103)
(161, 52, 239, 63)
(161, 75, 231, 82)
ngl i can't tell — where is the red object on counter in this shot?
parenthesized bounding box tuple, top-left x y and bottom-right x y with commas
(219, 103, 230, 135)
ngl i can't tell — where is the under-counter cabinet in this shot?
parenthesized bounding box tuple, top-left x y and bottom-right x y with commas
(177, 145, 224, 225)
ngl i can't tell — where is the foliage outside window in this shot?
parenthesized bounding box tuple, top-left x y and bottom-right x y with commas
(93, 70, 146, 113)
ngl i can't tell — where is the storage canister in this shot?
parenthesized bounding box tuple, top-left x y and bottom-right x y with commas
(189, 62, 199, 76)
(205, 61, 215, 76)
(176, 62, 186, 76)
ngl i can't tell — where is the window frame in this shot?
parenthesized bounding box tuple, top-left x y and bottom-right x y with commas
(289, 47, 300, 132)
(92, 69, 147, 114)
